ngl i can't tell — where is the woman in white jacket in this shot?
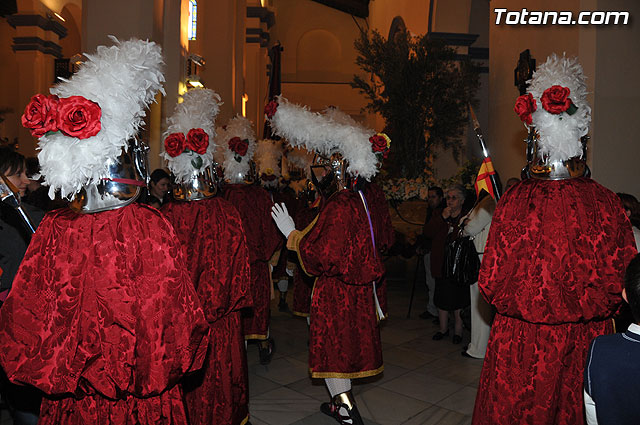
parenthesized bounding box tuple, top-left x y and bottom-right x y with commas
(461, 192, 496, 358)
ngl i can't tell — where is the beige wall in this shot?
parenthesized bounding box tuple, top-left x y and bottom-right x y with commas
(191, 0, 246, 126)
(270, 0, 366, 121)
(590, 0, 640, 197)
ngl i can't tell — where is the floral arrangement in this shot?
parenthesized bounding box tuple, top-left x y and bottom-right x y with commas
(381, 175, 438, 201)
(22, 94, 102, 139)
(380, 159, 479, 201)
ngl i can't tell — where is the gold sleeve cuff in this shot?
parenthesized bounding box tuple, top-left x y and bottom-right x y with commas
(287, 215, 319, 276)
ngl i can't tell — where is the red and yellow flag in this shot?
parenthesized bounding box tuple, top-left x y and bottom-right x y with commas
(475, 156, 497, 199)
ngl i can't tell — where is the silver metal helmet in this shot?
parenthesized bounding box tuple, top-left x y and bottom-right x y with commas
(69, 138, 149, 213)
(172, 164, 218, 201)
(522, 130, 590, 180)
(310, 151, 349, 198)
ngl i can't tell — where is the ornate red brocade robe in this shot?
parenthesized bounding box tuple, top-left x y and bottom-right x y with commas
(472, 178, 637, 425)
(288, 189, 384, 378)
(163, 198, 251, 425)
(223, 184, 282, 339)
(363, 182, 395, 318)
(0, 204, 210, 425)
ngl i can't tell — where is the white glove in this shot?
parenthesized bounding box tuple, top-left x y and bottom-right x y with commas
(271, 202, 296, 239)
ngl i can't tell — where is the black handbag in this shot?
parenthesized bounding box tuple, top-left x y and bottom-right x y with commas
(444, 231, 481, 286)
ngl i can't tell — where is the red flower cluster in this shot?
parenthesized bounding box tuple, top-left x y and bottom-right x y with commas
(369, 134, 390, 159)
(164, 128, 209, 157)
(264, 100, 278, 119)
(186, 128, 209, 154)
(228, 136, 249, 157)
(514, 93, 537, 125)
(22, 94, 102, 139)
(541, 85, 573, 114)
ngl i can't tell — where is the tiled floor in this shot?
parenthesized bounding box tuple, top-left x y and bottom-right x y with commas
(0, 263, 483, 425)
(246, 273, 482, 425)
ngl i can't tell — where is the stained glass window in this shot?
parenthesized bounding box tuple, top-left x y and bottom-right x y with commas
(188, 0, 197, 41)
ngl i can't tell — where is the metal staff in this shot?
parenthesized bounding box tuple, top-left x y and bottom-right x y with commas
(469, 105, 501, 201)
(0, 173, 36, 234)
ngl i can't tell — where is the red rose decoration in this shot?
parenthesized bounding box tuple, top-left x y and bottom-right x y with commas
(264, 100, 278, 119)
(186, 128, 209, 154)
(369, 135, 387, 153)
(514, 93, 537, 125)
(21, 94, 59, 137)
(228, 136, 249, 157)
(164, 132, 187, 157)
(541, 85, 572, 114)
(56, 96, 102, 139)
(369, 134, 390, 159)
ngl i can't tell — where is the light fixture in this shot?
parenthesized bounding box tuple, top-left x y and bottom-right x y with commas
(242, 93, 249, 117)
(54, 12, 66, 22)
(186, 75, 204, 88)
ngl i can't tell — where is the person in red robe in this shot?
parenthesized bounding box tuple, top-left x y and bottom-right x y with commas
(160, 89, 252, 425)
(216, 116, 282, 365)
(268, 98, 391, 425)
(0, 38, 210, 425)
(472, 54, 637, 425)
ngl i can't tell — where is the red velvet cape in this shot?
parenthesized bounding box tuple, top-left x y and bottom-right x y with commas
(222, 184, 282, 339)
(0, 204, 210, 425)
(473, 178, 637, 425)
(296, 190, 384, 378)
(163, 197, 251, 425)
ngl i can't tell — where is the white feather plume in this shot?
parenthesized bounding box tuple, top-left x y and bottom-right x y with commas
(269, 97, 379, 180)
(527, 53, 591, 163)
(254, 139, 282, 188)
(214, 115, 256, 184)
(39, 36, 165, 199)
(161, 88, 222, 183)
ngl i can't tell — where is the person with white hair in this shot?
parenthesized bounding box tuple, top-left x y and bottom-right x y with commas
(0, 37, 210, 424)
(472, 54, 637, 425)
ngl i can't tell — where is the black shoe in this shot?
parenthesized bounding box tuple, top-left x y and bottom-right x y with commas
(258, 338, 275, 365)
(452, 334, 463, 344)
(320, 392, 364, 425)
(432, 330, 449, 340)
